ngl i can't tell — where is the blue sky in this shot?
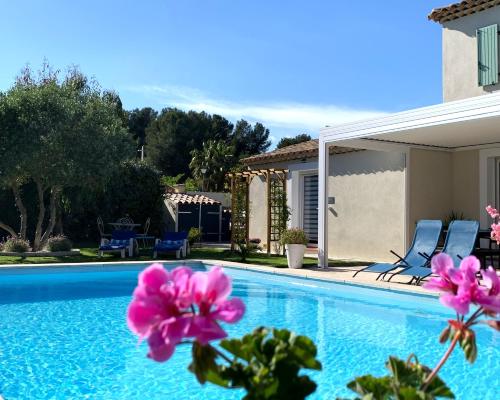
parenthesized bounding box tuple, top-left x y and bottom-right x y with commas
(0, 0, 443, 143)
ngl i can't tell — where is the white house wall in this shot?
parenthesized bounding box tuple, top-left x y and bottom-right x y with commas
(443, 7, 500, 102)
(328, 150, 406, 262)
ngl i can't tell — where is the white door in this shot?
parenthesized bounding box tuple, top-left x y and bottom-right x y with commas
(302, 174, 318, 244)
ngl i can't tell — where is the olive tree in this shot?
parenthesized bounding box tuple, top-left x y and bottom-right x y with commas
(0, 64, 134, 250)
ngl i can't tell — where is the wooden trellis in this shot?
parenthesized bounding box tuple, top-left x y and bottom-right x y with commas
(227, 168, 288, 255)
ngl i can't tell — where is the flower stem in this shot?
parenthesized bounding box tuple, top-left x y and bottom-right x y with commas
(211, 344, 234, 364)
(465, 307, 484, 327)
(421, 331, 461, 391)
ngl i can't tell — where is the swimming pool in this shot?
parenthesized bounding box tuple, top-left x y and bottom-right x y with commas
(0, 262, 498, 399)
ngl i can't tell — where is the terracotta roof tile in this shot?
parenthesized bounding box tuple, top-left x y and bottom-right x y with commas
(429, 0, 500, 23)
(165, 193, 220, 205)
(241, 139, 359, 166)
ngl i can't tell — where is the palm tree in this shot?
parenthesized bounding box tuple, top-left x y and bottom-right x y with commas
(189, 140, 234, 191)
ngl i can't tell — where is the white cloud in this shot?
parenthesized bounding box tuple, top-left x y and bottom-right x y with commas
(124, 84, 388, 135)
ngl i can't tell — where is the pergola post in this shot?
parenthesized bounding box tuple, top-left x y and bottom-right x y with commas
(266, 171, 271, 255)
(230, 175, 235, 251)
(245, 176, 250, 245)
(318, 139, 329, 268)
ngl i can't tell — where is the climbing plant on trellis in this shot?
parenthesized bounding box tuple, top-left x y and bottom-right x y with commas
(227, 168, 289, 257)
(230, 176, 249, 257)
(269, 173, 290, 255)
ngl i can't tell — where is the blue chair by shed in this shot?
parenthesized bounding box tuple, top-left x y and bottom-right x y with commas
(99, 230, 137, 258)
(353, 220, 442, 281)
(153, 231, 189, 259)
(388, 220, 480, 284)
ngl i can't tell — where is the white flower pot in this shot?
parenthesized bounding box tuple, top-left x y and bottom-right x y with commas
(285, 244, 306, 269)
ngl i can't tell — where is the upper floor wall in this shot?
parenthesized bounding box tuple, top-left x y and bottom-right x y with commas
(442, 6, 500, 101)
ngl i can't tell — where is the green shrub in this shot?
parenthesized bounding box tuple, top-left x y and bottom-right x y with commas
(188, 227, 202, 246)
(280, 228, 308, 245)
(45, 235, 73, 252)
(2, 237, 30, 253)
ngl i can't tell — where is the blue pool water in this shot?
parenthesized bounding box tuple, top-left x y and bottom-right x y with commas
(0, 262, 498, 399)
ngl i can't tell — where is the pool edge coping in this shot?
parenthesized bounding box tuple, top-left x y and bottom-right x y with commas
(0, 258, 439, 299)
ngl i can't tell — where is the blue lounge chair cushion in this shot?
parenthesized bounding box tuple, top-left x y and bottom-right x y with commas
(155, 240, 184, 251)
(100, 239, 130, 250)
(162, 232, 188, 241)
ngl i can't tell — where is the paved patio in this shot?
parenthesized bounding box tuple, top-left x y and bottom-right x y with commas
(199, 259, 437, 296)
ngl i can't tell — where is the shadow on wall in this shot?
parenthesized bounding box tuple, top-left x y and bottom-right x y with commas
(330, 150, 405, 177)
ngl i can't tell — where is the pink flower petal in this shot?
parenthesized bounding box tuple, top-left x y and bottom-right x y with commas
(212, 298, 246, 323)
(431, 253, 454, 276)
(481, 267, 500, 296)
(206, 267, 232, 305)
(440, 292, 471, 316)
(188, 316, 228, 345)
(127, 300, 163, 336)
(486, 205, 499, 219)
(138, 263, 169, 292)
(458, 256, 480, 283)
(147, 329, 175, 362)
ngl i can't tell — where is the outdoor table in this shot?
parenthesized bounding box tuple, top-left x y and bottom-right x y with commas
(474, 229, 499, 268)
(108, 222, 141, 231)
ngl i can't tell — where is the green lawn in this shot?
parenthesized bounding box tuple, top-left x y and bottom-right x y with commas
(0, 246, 369, 268)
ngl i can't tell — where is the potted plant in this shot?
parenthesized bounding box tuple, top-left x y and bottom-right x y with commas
(281, 228, 308, 269)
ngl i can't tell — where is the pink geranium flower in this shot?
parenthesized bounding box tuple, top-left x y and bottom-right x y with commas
(127, 264, 245, 361)
(486, 205, 499, 219)
(424, 254, 500, 316)
(476, 267, 500, 314)
(491, 223, 500, 245)
(188, 267, 245, 344)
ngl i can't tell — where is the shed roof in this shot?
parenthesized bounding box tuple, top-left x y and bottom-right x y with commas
(428, 0, 500, 23)
(240, 139, 358, 166)
(165, 193, 221, 205)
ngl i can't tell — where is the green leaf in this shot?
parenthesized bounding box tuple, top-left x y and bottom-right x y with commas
(188, 342, 221, 385)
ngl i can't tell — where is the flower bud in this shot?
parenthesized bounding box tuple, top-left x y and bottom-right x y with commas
(485, 320, 500, 331)
(439, 326, 451, 343)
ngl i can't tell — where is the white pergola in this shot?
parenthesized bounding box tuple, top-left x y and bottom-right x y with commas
(318, 92, 500, 267)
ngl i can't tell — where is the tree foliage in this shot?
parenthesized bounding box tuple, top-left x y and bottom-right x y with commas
(146, 109, 270, 181)
(276, 134, 312, 149)
(0, 63, 134, 249)
(231, 120, 271, 158)
(146, 109, 234, 177)
(189, 140, 234, 192)
(64, 161, 164, 241)
(128, 107, 158, 148)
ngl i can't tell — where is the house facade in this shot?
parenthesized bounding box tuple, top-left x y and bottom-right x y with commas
(318, 0, 500, 266)
(242, 141, 407, 261)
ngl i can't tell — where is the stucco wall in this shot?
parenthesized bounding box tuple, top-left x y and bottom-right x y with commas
(328, 150, 406, 262)
(409, 149, 452, 236)
(409, 149, 481, 234)
(248, 175, 268, 245)
(451, 150, 480, 220)
(443, 7, 500, 102)
(247, 158, 317, 251)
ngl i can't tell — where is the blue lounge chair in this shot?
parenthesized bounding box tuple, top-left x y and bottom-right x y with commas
(353, 220, 442, 280)
(388, 220, 479, 284)
(99, 230, 137, 258)
(153, 231, 189, 259)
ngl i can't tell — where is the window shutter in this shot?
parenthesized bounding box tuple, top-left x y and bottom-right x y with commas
(477, 24, 498, 86)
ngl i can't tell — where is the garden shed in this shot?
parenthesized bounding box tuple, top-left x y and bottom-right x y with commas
(164, 192, 230, 242)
